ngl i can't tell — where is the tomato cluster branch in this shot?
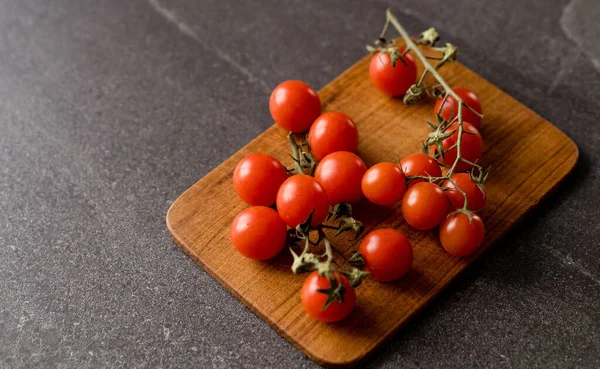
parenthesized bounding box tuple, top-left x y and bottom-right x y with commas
(285, 125, 369, 306)
(288, 211, 368, 306)
(369, 9, 489, 218)
(287, 133, 316, 175)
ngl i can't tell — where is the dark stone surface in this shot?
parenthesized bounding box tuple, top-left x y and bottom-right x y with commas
(0, 0, 598, 367)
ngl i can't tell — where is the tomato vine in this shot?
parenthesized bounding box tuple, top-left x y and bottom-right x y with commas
(368, 8, 489, 220)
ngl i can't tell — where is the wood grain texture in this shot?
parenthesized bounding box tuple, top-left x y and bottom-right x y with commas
(166, 52, 578, 368)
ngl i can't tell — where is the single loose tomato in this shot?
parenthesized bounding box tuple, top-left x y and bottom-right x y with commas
(308, 112, 359, 161)
(276, 174, 329, 228)
(435, 121, 483, 172)
(434, 87, 483, 129)
(369, 51, 417, 97)
(402, 182, 450, 230)
(314, 151, 367, 205)
(361, 162, 406, 206)
(230, 206, 287, 260)
(443, 173, 487, 211)
(269, 80, 321, 132)
(301, 271, 356, 323)
(233, 153, 288, 206)
(359, 228, 413, 282)
(400, 153, 443, 186)
(439, 213, 485, 257)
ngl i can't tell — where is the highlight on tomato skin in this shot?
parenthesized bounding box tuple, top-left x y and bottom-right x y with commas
(230, 206, 287, 261)
(269, 80, 322, 133)
(434, 87, 483, 130)
(233, 153, 288, 206)
(301, 271, 356, 323)
(308, 112, 359, 161)
(314, 151, 367, 205)
(359, 228, 413, 282)
(369, 51, 417, 97)
(361, 162, 407, 206)
(439, 213, 485, 257)
(402, 182, 451, 230)
(276, 174, 329, 228)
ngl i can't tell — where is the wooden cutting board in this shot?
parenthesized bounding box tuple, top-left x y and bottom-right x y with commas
(166, 51, 578, 367)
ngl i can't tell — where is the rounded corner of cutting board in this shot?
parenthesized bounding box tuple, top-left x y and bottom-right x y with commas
(563, 133, 580, 173)
(540, 118, 580, 180)
(165, 193, 182, 238)
(165, 184, 195, 250)
(303, 348, 368, 369)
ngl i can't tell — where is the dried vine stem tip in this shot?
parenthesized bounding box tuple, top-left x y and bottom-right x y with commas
(418, 28, 440, 46)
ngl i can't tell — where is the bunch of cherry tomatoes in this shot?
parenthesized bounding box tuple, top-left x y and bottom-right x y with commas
(230, 50, 487, 323)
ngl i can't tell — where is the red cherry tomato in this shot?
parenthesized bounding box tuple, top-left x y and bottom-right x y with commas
(233, 153, 288, 206)
(359, 228, 413, 282)
(443, 173, 487, 211)
(439, 213, 485, 257)
(314, 151, 367, 205)
(269, 80, 322, 132)
(361, 162, 406, 206)
(435, 121, 483, 172)
(400, 153, 443, 186)
(301, 271, 356, 323)
(369, 51, 417, 97)
(276, 174, 329, 228)
(434, 87, 483, 129)
(230, 206, 287, 260)
(308, 112, 359, 161)
(402, 182, 450, 230)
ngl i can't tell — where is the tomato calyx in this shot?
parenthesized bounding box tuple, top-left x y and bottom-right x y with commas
(346, 251, 365, 268)
(423, 116, 456, 164)
(326, 203, 364, 238)
(316, 275, 347, 310)
(366, 37, 408, 68)
(333, 217, 364, 239)
(340, 268, 370, 288)
(287, 132, 317, 176)
(418, 28, 440, 47)
(329, 202, 353, 221)
(470, 165, 490, 193)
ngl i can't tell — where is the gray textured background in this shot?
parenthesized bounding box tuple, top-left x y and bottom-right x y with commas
(1, 0, 599, 368)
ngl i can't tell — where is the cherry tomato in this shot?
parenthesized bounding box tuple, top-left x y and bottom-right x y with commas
(233, 153, 288, 206)
(434, 87, 483, 129)
(314, 151, 367, 205)
(301, 271, 356, 323)
(443, 173, 487, 211)
(308, 112, 359, 161)
(400, 153, 443, 186)
(276, 174, 329, 227)
(439, 213, 485, 257)
(269, 80, 321, 132)
(435, 121, 483, 172)
(359, 228, 413, 282)
(230, 206, 287, 260)
(402, 182, 450, 230)
(369, 51, 417, 97)
(361, 162, 406, 206)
